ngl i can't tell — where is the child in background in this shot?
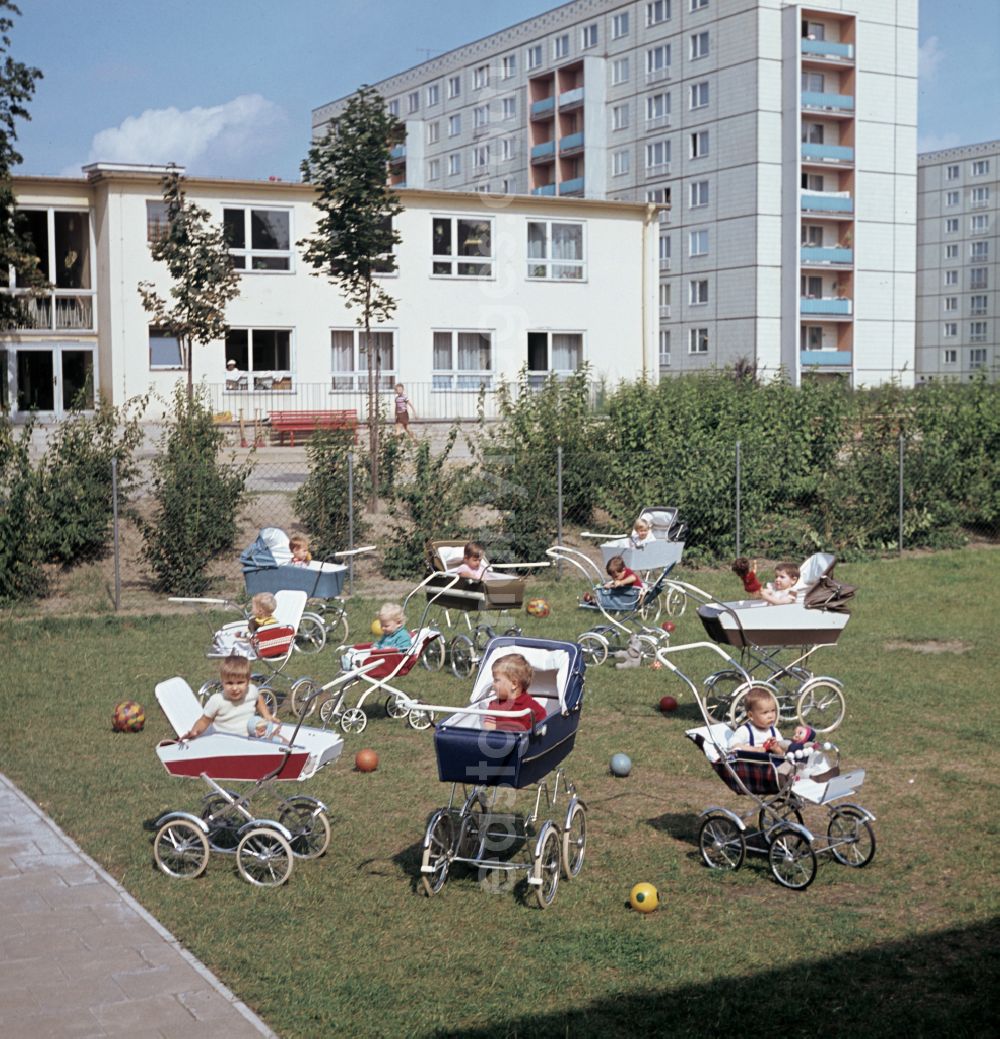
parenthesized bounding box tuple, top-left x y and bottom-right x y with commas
(629, 515, 656, 548)
(289, 534, 312, 566)
(180, 654, 279, 741)
(394, 383, 416, 440)
(732, 557, 762, 596)
(483, 653, 546, 732)
(247, 592, 278, 633)
(451, 541, 488, 581)
(341, 603, 413, 671)
(761, 562, 801, 606)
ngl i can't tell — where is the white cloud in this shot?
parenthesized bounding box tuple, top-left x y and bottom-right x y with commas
(74, 94, 286, 176)
(918, 35, 945, 81)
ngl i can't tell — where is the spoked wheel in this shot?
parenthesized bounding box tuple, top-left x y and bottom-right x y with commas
(531, 826, 561, 909)
(457, 792, 487, 861)
(236, 826, 294, 886)
(577, 632, 608, 667)
(196, 680, 221, 707)
(420, 810, 454, 896)
(796, 678, 846, 733)
(758, 803, 805, 845)
(384, 694, 410, 720)
(698, 814, 746, 871)
(407, 707, 433, 731)
(318, 694, 345, 727)
(561, 800, 587, 879)
(308, 600, 349, 645)
(827, 807, 876, 868)
(420, 636, 445, 672)
(503, 627, 522, 638)
(154, 819, 209, 879)
(729, 682, 780, 728)
(635, 634, 660, 663)
(664, 586, 687, 617)
(449, 635, 476, 679)
(200, 794, 246, 853)
(258, 685, 280, 717)
(638, 595, 662, 624)
(702, 670, 744, 725)
(288, 677, 319, 719)
(295, 613, 327, 655)
(340, 707, 367, 735)
(768, 826, 817, 890)
(278, 799, 332, 859)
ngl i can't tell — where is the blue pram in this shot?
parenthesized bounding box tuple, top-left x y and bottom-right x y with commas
(397, 637, 587, 908)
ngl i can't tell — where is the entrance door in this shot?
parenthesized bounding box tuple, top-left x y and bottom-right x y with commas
(11, 345, 95, 419)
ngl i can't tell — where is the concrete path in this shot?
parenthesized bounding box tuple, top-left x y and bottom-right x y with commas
(0, 773, 276, 1039)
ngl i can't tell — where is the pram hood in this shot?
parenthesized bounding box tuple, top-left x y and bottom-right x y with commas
(466, 638, 583, 717)
(241, 527, 293, 571)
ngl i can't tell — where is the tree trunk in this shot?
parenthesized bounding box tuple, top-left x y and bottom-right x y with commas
(365, 282, 379, 511)
(184, 336, 193, 399)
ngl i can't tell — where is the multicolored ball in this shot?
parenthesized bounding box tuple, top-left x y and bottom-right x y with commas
(525, 597, 551, 618)
(112, 701, 145, 733)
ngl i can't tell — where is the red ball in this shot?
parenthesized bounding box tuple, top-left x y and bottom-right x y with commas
(659, 695, 678, 713)
(661, 621, 676, 633)
(355, 748, 379, 772)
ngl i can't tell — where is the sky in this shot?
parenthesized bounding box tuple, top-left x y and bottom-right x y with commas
(9, 0, 1000, 181)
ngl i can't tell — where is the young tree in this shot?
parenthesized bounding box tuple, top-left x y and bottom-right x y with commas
(300, 85, 402, 507)
(0, 1, 44, 330)
(138, 169, 241, 395)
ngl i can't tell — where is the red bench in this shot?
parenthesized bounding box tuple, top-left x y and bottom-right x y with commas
(269, 409, 359, 446)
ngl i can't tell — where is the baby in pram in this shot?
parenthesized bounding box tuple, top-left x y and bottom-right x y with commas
(210, 592, 278, 657)
(482, 652, 546, 732)
(340, 603, 413, 671)
(582, 555, 643, 609)
(179, 654, 283, 742)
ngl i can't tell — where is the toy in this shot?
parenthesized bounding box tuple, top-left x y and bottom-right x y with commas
(355, 748, 379, 772)
(526, 597, 551, 618)
(370, 618, 383, 637)
(112, 701, 145, 732)
(661, 620, 676, 633)
(659, 695, 678, 713)
(610, 752, 632, 777)
(629, 882, 659, 912)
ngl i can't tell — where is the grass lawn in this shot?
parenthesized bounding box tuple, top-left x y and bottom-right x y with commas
(2, 549, 998, 1038)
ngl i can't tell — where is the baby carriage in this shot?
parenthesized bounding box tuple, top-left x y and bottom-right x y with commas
(151, 676, 343, 886)
(668, 552, 855, 732)
(393, 637, 587, 909)
(545, 544, 675, 666)
(286, 626, 444, 735)
(581, 506, 688, 620)
(658, 642, 875, 890)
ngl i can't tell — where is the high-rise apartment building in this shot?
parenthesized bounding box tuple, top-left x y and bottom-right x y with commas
(314, 0, 918, 387)
(916, 140, 998, 383)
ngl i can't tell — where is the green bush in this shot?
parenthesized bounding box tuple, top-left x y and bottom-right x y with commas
(140, 386, 253, 595)
(294, 429, 366, 560)
(0, 416, 47, 604)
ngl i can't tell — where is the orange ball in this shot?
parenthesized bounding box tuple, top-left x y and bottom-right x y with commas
(355, 748, 379, 772)
(659, 695, 678, 713)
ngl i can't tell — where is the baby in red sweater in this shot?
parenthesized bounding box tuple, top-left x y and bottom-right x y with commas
(483, 653, 546, 732)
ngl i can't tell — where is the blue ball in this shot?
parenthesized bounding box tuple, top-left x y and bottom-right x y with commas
(610, 752, 632, 777)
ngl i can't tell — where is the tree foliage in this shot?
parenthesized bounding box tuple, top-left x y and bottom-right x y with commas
(0, 414, 46, 603)
(137, 170, 241, 394)
(293, 430, 366, 561)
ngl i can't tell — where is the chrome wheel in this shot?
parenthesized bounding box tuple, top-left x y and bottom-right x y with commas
(577, 632, 608, 667)
(154, 819, 209, 879)
(340, 706, 367, 735)
(421, 636, 445, 672)
(532, 826, 560, 909)
(236, 827, 294, 886)
(449, 635, 476, 679)
(200, 794, 245, 853)
(420, 810, 453, 896)
(827, 807, 876, 867)
(796, 678, 846, 734)
(294, 613, 327, 655)
(288, 677, 319, 719)
(768, 826, 817, 890)
(561, 801, 587, 879)
(279, 799, 331, 859)
(699, 814, 745, 871)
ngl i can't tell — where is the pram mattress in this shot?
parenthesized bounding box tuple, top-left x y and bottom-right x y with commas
(697, 599, 849, 648)
(244, 560, 346, 598)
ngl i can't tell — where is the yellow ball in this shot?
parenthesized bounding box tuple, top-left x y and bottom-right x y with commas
(629, 882, 659, 913)
(370, 618, 383, 637)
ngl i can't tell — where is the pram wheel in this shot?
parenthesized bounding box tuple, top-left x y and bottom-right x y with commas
(279, 798, 332, 859)
(236, 826, 294, 886)
(638, 595, 662, 624)
(702, 670, 743, 724)
(768, 827, 817, 890)
(827, 807, 876, 868)
(728, 682, 780, 728)
(664, 586, 687, 618)
(698, 814, 746, 872)
(385, 694, 410, 719)
(421, 636, 445, 671)
(294, 613, 327, 655)
(457, 791, 488, 861)
(758, 804, 804, 845)
(201, 794, 245, 852)
(154, 819, 210, 879)
(258, 686, 280, 716)
(577, 632, 608, 667)
(531, 824, 561, 909)
(340, 707, 367, 735)
(561, 800, 587, 879)
(796, 678, 846, 733)
(449, 635, 476, 678)
(407, 707, 433, 731)
(635, 634, 660, 662)
(289, 677, 319, 719)
(319, 694, 345, 726)
(421, 810, 454, 896)
(197, 680, 221, 706)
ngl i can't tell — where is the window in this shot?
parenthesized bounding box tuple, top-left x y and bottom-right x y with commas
(501, 177, 517, 194)
(612, 149, 630, 176)
(970, 347, 988, 367)
(689, 180, 709, 207)
(659, 234, 671, 268)
(646, 92, 670, 125)
(646, 139, 670, 172)
(553, 34, 570, 60)
(801, 225, 823, 246)
(658, 329, 671, 368)
(689, 279, 708, 305)
(802, 122, 824, 144)
(945, 244, 958, 258)
(946, 190, 959, 206)
(946, 164, 959, 180)
(474, 64, 489, 90)
(501, 54, 516, 79)
(527, 44, 542, 69)
(689, 229, 708, 256)
(502, 96, 516, 120)
(612, 57, 630, 84)
(971, 214, 990, 234)
(427, 83, 440, 106)
(689, 327, 709, 354)
(149, 327, 182, 369)
(970, 322, 988, 342)
(448, 75, 461, 99)
(943, 349, 957, 364)
(971, 240, 989, 259)
(972, 159, 990, 176)
(581, 24, 598, 49)
(474, 104, 489, 130)
(12, 209, 92, 306)
(646, 45, 671, 81)
(612, 12, 630, 38)
(387, 99, 400, 117)
(971, 186, 990, 206)
(427, 121, 440, 145)
(473, 144, 490, 170)
(527, 220, 584, 280)
(146, 201, 169, 243)
(945, 218, 959, 233)
(970, 267, 988, 289)
(224, 207, 291, 271)
(690, 31, 709, 59)
(612, 103, 630, 130)
(432, 216, 493, 276)
(945, 270, 958, 285)
(448, 114, 461, 136)
(428, 158, 440, 181)
(690, 130, 709, 158)
(330, 328, 395, 391)
(802, 72, 824, 93)
(689, 81, 709, 109)
(802, 173, 824, 191)
(501, 137, 515, 161)
(226, 328, 291, 381)
(971, 295, 988, 315)
(407, 91, 419, 114)
(647, 1, 670, 27)
(448, 153, 462, 176)
(943, 322, 957, 337)
(801, 275, 822, 297)
(659, 281, 671, 314)
(527, 331, 582, 376)
(801, 326, 823, 350)
(944, 297, 958, 312)
(432, 330, 493, 389)
(691, 0, 708, 9)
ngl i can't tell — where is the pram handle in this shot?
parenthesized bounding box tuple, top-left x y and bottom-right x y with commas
(487, 561, 551, 570)
(169, 596, 233, 605)
(580, 530, 626, 540)
(333, 545, 376, 559)
(391, 693, 544, 726)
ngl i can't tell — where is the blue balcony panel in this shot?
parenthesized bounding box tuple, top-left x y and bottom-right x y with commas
(559, 177, 585, 195)
(531, 140, 556, 159)
(801, 39, 854, 60)
(531, 97, 555, 117)
(802, 91, 855, 111)
(802, 143, 855, 163)
(532, 184, 557, 196)
(389, 144, 406, 160)
(801, 192, 853, 212)
(801, 298, 853, 315)
(801, 246, 853, 265)
(801, 350, 852, 367)
(559, 87, 584, 107)
(560, 131, 584, 152)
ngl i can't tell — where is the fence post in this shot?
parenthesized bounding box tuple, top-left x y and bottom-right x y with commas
(111, 457, 121, 611)
(556, 446, 563, 580)
(898, 432, 905, 555)
(347, 450, 355, 592)
(735, 439, 742, 558)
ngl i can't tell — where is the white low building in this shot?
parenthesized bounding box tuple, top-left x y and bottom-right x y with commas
(1, 164, 662, 422)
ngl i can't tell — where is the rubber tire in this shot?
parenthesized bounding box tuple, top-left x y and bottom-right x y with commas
(154, 819, 209, 879)
(561, 801, 587, 879)
(236, 826, 294, 887)
(698, 814, 746, 871)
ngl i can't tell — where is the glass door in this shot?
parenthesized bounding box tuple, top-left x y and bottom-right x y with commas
(11, 344, 95, 420)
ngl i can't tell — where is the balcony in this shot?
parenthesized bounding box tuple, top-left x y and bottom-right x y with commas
(531, 183, 557, 196)
(530, 140, 556, 162)
(645, 162, 671, 179)
(530, 96, 555, 118)
(801, 246, 853, 265)
(645, 67, 671, 85)
(389, 144, 406, 162)
(659, 304, 671, 318)
(559, 177, 585, 196)
(800, 349, 852, 367)
(8, 292, 96, 333)
(801, 38, 854, 61)
(801, 192, 853, 213)
(801, 297, 853, 316)
(559, 87, 584, 109)
(802, 143, 854, 164)
(560, 131, 584, 154)
(644, 115, 671, 132)
(801, 91, 855, 113)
